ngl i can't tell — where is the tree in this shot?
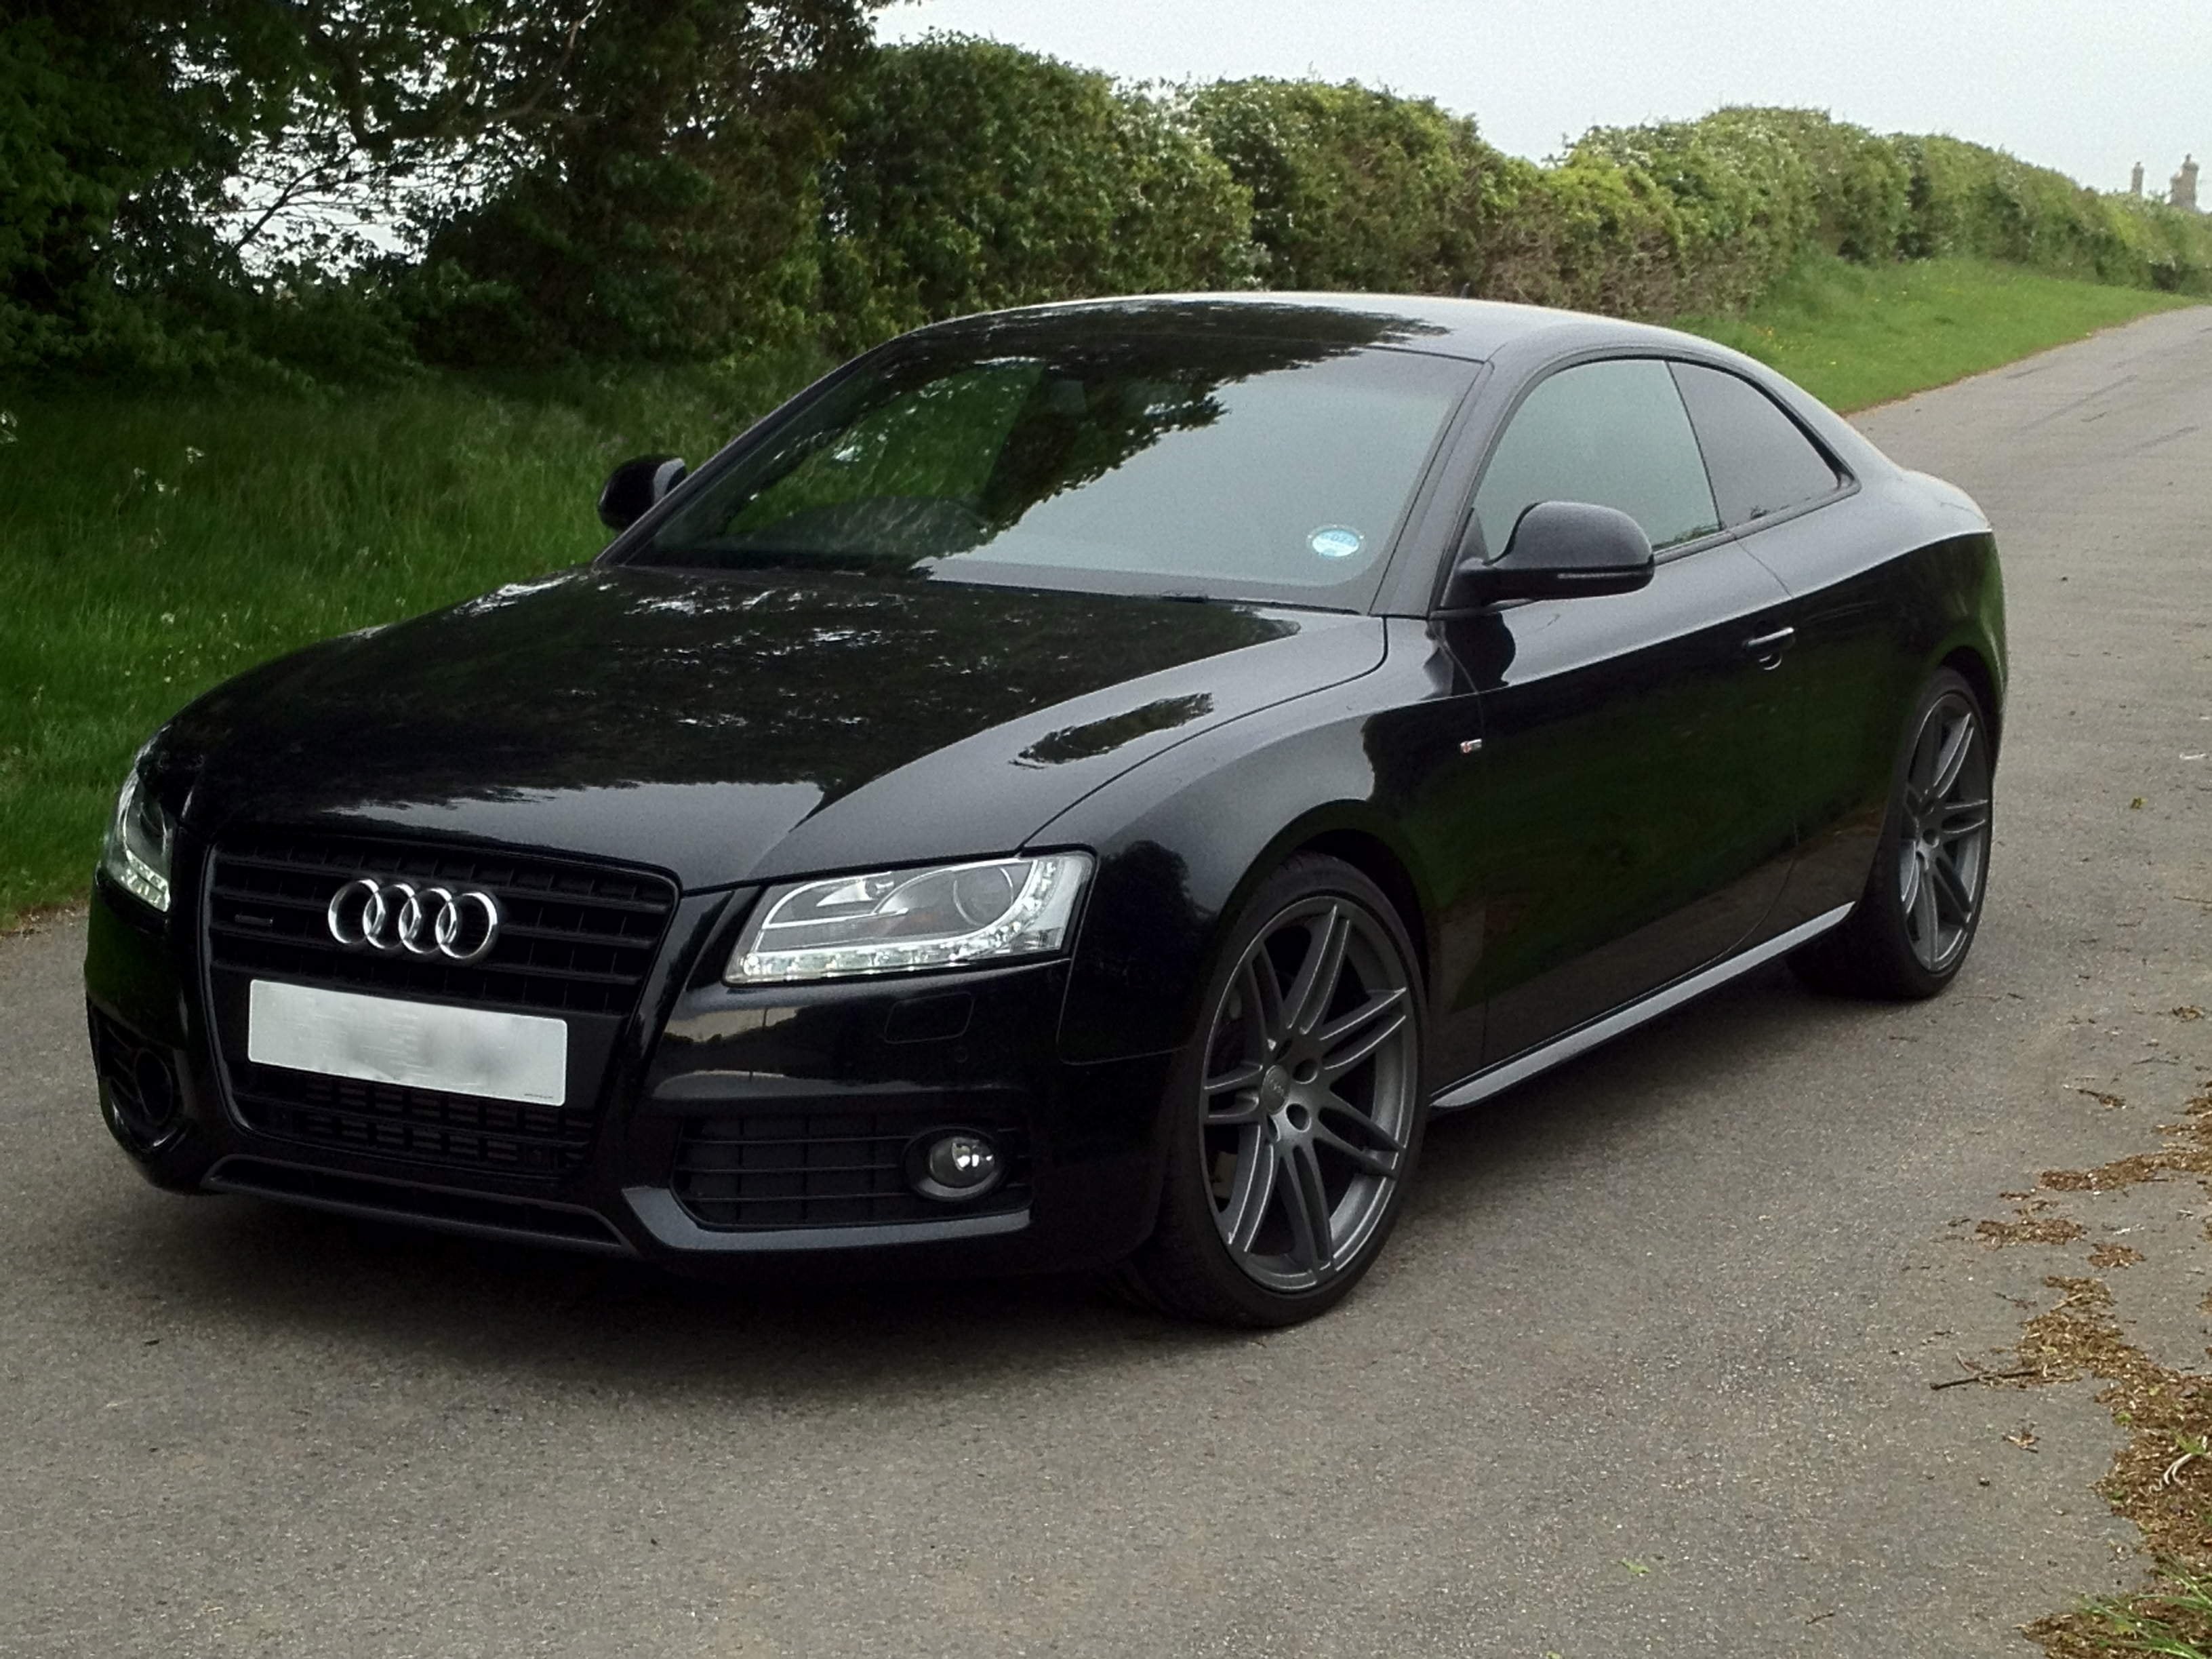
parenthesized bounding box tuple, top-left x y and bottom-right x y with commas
(0, 0, 876, 373)
(402, 0, 874, 363)
(0, 0, 303, 372)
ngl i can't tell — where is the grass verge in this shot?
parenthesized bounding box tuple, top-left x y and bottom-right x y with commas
(1, 259, 2202, 930)
(1675, 252, 2198, 412)
(2077, 1566, 2212, 1657)
(0, 355, 825, 925)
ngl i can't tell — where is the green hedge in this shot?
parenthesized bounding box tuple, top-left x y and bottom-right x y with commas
(1895, 134, 2210, 289)
(816, 39, 1255, 349)
(1178, 79, 1504, 294)
(14, 26, 2211, 380)
(795, 48, 2212, 351)
(1476, 108, 2212, 321)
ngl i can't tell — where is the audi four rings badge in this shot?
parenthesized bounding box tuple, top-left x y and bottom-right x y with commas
(325, 877, 502, 963)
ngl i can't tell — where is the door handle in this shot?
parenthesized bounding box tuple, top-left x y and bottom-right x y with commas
(1742, 626, 1796, 666)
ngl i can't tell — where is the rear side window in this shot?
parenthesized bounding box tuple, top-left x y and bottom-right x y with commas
(1670, 362, 1842, 528)
(1472, 358, 1720, 558)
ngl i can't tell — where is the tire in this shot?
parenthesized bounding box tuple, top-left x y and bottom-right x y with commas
(1114, 854, 1428, 1326)
(1790, 668, 1994, 1000)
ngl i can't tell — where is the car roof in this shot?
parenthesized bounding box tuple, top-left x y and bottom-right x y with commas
(910, 290, 1712, 365)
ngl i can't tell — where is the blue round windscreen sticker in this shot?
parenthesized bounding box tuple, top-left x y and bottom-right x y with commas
(1308, 525, 1365, 560)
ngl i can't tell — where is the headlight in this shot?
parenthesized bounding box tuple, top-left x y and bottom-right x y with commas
(100, 753, 174, 914)
(726, 854, 1093, 984)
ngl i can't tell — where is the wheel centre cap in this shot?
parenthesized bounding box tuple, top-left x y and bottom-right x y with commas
(1260, 1064, 1291, 1110)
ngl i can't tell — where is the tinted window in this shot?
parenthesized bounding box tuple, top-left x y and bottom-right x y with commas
(1472, 358, 1719, 558)
(628, 337, 1474, 606)
(1670, 361, 1841, 528)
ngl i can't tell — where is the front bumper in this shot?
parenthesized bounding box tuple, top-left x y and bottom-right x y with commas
(83, 854, 1179, 1280)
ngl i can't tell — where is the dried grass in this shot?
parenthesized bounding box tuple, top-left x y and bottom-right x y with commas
(2014, 1085, 2212, 1656)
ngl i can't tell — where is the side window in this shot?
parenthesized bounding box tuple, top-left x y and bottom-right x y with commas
(1472, 358, 1720, 559)
(1670, 361, 1842, 529)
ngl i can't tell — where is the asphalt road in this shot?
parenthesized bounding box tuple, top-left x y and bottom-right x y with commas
(5, 310, 2211, 1659)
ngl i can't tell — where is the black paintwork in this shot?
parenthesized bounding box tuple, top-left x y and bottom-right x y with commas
(85, 293, 2006, 1278)
(157, 569, 1341, 885)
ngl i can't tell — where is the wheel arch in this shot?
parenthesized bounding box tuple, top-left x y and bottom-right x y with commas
(1043, 658, 1445, 1066)
(1291, 826, 1432, 992)
(1201, 801, 1439, 1019)
(1937, 643, 2002, 754)
(1055, 795, 1436, 1066)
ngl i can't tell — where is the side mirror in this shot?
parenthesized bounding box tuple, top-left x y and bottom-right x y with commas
(597, 454, 688, 531)
(1438, 501, 1655, 611)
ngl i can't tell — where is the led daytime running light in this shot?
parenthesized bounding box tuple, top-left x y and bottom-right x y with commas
(101, 764, 174, 914)
(727, 854, 1092, 984)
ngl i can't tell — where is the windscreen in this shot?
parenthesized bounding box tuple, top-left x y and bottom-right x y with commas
(621, 334, 1474, 607)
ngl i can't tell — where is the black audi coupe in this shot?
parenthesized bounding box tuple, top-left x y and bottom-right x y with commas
(85, 294, 2005, 1324)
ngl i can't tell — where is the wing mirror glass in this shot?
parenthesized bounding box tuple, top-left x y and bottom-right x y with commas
(1439, 501, 1656, 611)
(598, 454, 688, 531)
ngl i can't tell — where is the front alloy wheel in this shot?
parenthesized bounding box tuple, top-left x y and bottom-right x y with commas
(1119, 855, 1426, 1325)
(1201, 896, 1417, 1292)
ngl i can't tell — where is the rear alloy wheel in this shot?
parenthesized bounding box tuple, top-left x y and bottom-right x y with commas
(1792, 668, 1993, 999)
(1118, 856, 1426, 1325)
(1896, 688, 1992, 975)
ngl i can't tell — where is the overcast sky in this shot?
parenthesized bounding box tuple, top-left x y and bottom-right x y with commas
(879, 1, 2205, 197)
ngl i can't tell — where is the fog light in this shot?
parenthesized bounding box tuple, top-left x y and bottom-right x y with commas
(119, 1048, 180, 1140)
(910, 1132, 1003, 1203)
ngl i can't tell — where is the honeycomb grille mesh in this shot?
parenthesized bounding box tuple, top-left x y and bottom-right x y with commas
(672, 1111, 1030, 1230)
(206, 829, 675, 1180)
(207, 830, 675, 1016)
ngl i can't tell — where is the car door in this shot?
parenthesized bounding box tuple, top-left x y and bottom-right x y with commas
(1434, 357, 1803, 1068)
(1666, 360, 1892, 935)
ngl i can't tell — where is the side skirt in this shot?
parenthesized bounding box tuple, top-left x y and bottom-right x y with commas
(1430, 903, 1855, 1114)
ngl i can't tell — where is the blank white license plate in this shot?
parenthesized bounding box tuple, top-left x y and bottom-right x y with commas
(247, 980, 567, 1106)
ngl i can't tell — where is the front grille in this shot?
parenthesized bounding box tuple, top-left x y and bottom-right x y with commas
(228, 1061, 596, 1178)
(205, 828, 677, 1182)
(672, 1110, 1030, 1231)
(206, 829, 677, 1016)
